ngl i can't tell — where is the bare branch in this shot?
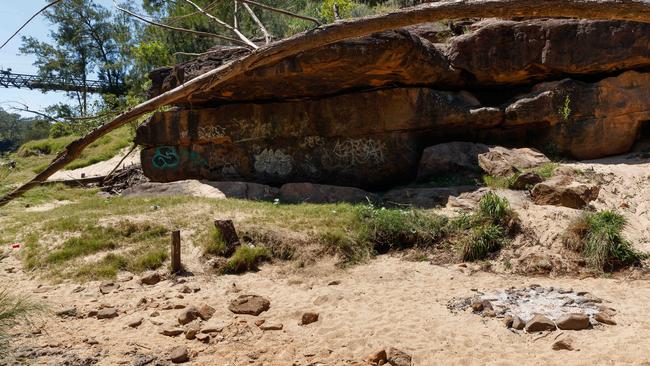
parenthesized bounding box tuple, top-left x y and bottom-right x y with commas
(5, 0, 650, 206)
(243, 3, 271, 44)
(234, 0, 239, 30)
(0, 0, 64, 50)
(238, 0, 321, 26)
(181, 0, 258, 49)
(113, 1, 252, 48)
(3, 101, 63, 124)
(165, 0, 222, 25)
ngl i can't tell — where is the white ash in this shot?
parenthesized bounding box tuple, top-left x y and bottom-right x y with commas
(450, 286, 607, 324)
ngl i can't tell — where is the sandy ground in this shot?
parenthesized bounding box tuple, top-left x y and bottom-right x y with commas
(2, 253, 650, 366)
(47, 147, 141, 181)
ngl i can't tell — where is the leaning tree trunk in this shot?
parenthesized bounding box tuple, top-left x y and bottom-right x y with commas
(2, 0, 650, 207)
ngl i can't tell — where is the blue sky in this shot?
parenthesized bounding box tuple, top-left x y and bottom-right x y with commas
(0, 0, 117, 117)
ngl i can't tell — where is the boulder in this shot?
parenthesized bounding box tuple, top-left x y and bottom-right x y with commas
(447, 19, 650, 86)
(531, 176, 600, 209)
(279, 183, 378, 204)
(122, 180, 226, 199)
(504, 71, 650, 159)
(149, 28, 462, 103)
(478, 146, 550, 177)
(556, 313, 590, 330)
(387, 347, 412, 366)
(228, 295, 270, 316)
(416, 142, 489, 181)
(136, 88, 500, 188)
(206, 181, 278, 201)
(511, 172, 543, 190)
(383, 187, 466, 208)
(525, 315, 557, 332)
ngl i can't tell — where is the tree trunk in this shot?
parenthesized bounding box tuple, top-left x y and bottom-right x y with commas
(3, 0, 650, 207)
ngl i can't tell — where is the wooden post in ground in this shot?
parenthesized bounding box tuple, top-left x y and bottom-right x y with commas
(171, 230, 181, 273)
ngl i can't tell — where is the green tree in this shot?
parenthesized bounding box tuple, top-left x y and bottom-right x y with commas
(20, 0, 134, 117)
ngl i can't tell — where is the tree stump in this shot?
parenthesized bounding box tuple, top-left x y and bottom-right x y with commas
(214, 220, 240, 256)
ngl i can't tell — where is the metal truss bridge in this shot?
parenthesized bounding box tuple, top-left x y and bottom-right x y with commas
(0, 69, 127, 95)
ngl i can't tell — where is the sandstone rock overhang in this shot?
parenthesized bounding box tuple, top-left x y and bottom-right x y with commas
(137, 18, 650, 189)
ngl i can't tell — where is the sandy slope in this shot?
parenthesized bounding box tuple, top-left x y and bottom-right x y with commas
(3, 253, 650, 366)
(47, 147, 141, 181)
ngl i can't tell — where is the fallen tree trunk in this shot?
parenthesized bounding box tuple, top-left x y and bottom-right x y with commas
(3, 0, 650, 207)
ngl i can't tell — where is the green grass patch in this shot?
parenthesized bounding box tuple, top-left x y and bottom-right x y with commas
(202, 226, 229, 256)
(223, 246, 271, 274)
(564, 211, 642, 271)
(482, 162, 559, 190)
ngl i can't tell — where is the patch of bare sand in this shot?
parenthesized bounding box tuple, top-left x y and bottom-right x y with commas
(47, 147, 140, 181)
(4, 253, 650, 365)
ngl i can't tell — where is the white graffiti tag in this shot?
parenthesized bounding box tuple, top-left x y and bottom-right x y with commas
(254, 149, 293, 176)
(331, 138, 386, 166)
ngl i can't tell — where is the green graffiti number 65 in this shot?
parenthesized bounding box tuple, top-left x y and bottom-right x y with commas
(152, 146, 180, 169)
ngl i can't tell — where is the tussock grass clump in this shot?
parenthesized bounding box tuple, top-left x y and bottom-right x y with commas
(564, 211, 641, 271)
(354, 205, 448, 253)
(223, 246, 271, 274)
(459, 193, 517, 261)
(0, 290, 40, 354)
(202, 227, 228, 256)
(482, 162, 559, 189)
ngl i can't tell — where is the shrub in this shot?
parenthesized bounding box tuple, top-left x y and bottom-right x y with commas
(478, 192, 517, 227)
(223, 246, 271, 274)
(564, 211, 641, 271)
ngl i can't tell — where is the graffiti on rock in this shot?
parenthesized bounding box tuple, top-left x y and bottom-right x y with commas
(198, 125, 226, 140)
(330, 138, 386, 166)
(152, 146, 180, 169)
(151, 146, 208, 170)
(254, 148, 293, 176)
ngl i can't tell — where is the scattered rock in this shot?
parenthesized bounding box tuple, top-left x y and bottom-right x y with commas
(478, 146, 550, 177)
(387, 347, 412, 366)
(140, 272, 162, 286)
(197, 304, 215, 321)
(470, 300, 484, 312)
(259, 323, 283, 331)
(228, 295, 270, 316)
(55, 307, 77, 318)
(177, 307, 199, 325)
(178, 285, 192, 294)
(594, 312, 617, 325)
(552, 337, 577, 351)
(327, 280, 341, 286)
(556, 313, 590, 330)
(525, 314, 557, 332)
(195, 333, 210, 343)
(72, 286, 85, 293)
(511, 172, 544, 190)
(169, 346, 189, 364)
(531, 175, 600, 209)
(160, 327, 184, 337)
(366, 349, 387, 365)
(126, 316, 144, 328)
(96, 308, 118, 319)
(200, 320, 228, 333)
(99, 281, 118, 295)
(512, 316, 525, 330)
(254, 319, 265, 327)
(503, 315, 514, 328)
(300, 312, 319, 325)
(185, 326, 199, 340)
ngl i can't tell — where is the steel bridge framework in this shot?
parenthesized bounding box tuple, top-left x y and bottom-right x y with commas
(0, 69, 126, 95)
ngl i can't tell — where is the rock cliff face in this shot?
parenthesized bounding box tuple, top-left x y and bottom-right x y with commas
(138, 19, 650, 188)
